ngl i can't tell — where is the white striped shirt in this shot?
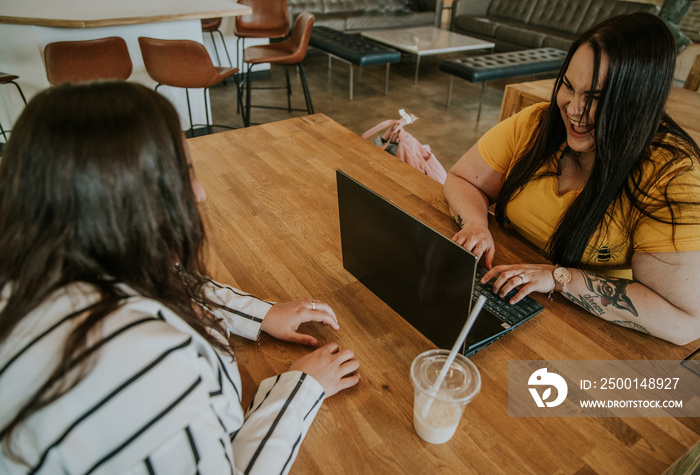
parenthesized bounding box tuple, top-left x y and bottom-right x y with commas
(0, 281, 325, 474)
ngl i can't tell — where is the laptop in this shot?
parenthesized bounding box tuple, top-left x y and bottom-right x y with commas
(336, 170, 543, 356)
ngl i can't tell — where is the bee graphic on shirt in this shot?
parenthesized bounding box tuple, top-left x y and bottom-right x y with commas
(586, 242, 626, 263)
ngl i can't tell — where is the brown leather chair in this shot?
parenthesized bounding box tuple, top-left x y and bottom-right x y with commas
(44, 37, 133, 86)
(242, 12, 315, 127)
(234, 0, 290, 69)
(201, 17, 233, 68)
(233, 0, 290, 113)
(0, 72, 28, 143)
(138, 37, 240, 137)
(684, 54, 700, 91)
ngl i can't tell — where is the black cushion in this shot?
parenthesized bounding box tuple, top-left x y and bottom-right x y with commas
(439, 48, 567, 83)
(310, 26, 401, 66)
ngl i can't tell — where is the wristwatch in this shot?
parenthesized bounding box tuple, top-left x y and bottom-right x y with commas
(549, 266, 572, 298)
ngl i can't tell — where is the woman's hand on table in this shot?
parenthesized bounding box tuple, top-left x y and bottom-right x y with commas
(482, 264, 557, 304)
(261, 299, 339, 346)
(452, 225, 496, 269)
(290, 342, 360, 397)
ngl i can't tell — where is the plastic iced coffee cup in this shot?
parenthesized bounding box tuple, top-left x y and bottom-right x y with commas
(410, 349, 481, 444)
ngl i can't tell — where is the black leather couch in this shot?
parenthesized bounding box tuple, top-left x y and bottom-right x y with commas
(450, 0, 660, 51)
(286, 0, 443, 31)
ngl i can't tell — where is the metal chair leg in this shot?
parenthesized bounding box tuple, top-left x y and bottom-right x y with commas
(9, 80, 27, 105)
(446, 76, 453, 108)
(0, 121, 8, 142)
(236, 37, 246, 72)
(349, 63, 354, 101)
(245, 64, 253, 127)
(298, 64, 314, 115)
(284, 65, 292, 112)
(0, 79, 27, 143)
(476, 82, 485, 122)
(214, 29, 233, 68)
(236, 37, 245, 113)
(203, 88, 212, 135)
(184, 88, 195, 137)
(208, 32, 223, 67)
(384, 63, 390, 96)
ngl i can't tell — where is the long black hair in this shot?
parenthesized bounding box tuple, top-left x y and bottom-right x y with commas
(494, 12, 700, 266)
(0, 82, 233, 461)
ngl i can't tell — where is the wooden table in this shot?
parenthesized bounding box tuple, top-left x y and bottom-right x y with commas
(500, 78, 700, 144)
(187, 114, 700, 474)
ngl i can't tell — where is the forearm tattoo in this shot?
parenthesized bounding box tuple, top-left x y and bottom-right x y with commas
(452, 214, 464, 229)
(562, 271, 648, 334)
(562, 293, 605, 316)
(581, 272, 638, 316)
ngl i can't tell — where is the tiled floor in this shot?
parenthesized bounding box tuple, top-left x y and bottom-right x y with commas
(211, 41, 699, 172)
(210, 48, 558, 171)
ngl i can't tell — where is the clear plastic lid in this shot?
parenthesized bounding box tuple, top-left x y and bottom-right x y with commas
(411, 349, 481, 404)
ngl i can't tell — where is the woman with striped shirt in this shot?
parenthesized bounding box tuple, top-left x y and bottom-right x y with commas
(0, 82, 360, 474)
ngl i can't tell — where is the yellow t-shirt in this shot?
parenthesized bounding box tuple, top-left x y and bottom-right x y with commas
(478, 103, 700, 276)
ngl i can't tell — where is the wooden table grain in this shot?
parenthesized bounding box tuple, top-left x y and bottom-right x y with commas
(187, 114, 700, 474)
(500, 78, 700, 145)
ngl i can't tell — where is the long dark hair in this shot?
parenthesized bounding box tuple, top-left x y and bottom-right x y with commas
(0, 82, 232, 460)
(494, 12, 700, 266)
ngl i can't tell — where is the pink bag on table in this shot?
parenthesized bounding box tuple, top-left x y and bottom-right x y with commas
(361, 111, 447, 184)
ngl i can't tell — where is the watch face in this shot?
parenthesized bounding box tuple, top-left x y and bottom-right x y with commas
(554, 267, 572, 284)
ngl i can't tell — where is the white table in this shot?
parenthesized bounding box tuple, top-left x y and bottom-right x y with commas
(361, 26, 494, 84)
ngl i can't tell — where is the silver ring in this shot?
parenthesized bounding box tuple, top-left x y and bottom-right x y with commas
(518, 274, 525, 284)
(311, 301, 316, 310)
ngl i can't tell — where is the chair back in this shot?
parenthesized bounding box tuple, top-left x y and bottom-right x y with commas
(235, 0, 290, 39)
(201, 17, 223, 32)
(285, 12, 315, 64)
(0, 73, 19, 85)
(44, 37, 132, 86)
(138, 37, 223, 89)
(684, 54, 700, 92)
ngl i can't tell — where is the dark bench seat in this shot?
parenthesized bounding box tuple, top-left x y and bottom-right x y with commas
(309, 26, 401, 100)
(440, 48, 567, 120)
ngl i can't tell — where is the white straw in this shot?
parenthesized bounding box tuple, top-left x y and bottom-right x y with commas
(421, 295, 487, 418)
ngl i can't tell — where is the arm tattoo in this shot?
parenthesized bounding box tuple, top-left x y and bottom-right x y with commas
(562, 291, 605, 316)
(580, 272, 639, 317)
(563, 271, 646, 334)
(452, 214, 464, 229)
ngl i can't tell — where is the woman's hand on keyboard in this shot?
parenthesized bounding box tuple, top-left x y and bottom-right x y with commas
(481, 264, 557, 304)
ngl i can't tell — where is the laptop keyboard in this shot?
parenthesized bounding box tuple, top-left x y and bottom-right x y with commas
(473, 267, 544, 327)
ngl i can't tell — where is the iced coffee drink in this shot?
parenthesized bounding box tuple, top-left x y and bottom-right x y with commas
(411, 349, 480, 444)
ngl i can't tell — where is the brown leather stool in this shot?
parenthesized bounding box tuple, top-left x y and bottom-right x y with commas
(201, 17, 234, 68)
(44, 37, 133, 85)
(234, 0, 290, 71)
(234, 0, 290, 113)
(0, 73, 28, 143)
(242, 12, 315, 127)
(684, 54, 700, 91)
(139, 37, 240, 137)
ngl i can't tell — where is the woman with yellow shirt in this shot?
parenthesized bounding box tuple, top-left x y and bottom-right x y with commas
(444, 12, 700, 345)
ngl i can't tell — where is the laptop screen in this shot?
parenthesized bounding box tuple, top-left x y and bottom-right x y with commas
(336, 170, 479, 352)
